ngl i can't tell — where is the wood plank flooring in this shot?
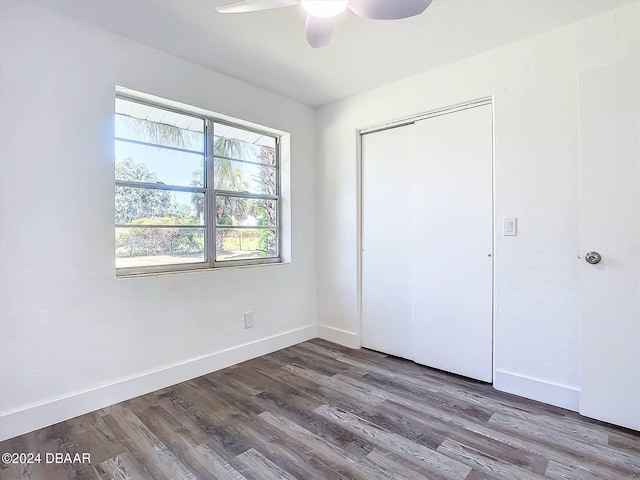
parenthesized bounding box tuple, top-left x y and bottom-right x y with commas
(1, 339, 639, 479)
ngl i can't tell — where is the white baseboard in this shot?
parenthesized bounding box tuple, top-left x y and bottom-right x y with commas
(317, 324, 360, 349)
(493, 369, 580, 412)
(0, 325, 317, 442)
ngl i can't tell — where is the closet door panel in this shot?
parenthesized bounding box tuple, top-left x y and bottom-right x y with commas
(361, 125, 415, 357)
(411, 105, 493, 382)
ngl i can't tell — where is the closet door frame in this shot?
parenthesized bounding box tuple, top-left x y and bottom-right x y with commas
(356, 96, 496, 378)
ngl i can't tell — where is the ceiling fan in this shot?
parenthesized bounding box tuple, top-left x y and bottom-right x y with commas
(215, 0, 433, 48)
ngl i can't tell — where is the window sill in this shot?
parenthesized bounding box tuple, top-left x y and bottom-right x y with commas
(116, 259, 289, 279)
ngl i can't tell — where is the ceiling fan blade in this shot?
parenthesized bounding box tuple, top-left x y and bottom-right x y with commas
(215, 0, 298, 14)
(348, 0, 432, 20)
(305, 15, 335, 48)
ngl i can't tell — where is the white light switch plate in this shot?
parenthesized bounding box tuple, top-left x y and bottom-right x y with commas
(244, 311, 254, 329)
(504, 218, 517, 236)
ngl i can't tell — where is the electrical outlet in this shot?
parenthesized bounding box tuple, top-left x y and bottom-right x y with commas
(244, 311, 254, 329)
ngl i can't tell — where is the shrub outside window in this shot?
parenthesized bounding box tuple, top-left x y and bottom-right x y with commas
(115, 96, 280, 275)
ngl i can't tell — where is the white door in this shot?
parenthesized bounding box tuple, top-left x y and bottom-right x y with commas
(361, 103, 493, 382)
(412, 105, 494, 382)
(361, 124, 415, 357)
(579, 57, 640, 430)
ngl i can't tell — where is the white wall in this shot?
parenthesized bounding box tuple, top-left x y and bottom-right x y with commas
(0, 0, 317, 440)
(316, 3, 639, 410)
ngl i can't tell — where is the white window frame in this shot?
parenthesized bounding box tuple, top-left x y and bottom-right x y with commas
(115, 94, 282, 276)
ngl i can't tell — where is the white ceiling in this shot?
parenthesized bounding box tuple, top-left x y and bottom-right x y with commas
(33, 0, 635, 106)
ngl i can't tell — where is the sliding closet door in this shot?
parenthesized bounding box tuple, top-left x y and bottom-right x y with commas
(412, 105, 493, 382)
(362, 103, 493, 382)
(361, 125, 415, 357)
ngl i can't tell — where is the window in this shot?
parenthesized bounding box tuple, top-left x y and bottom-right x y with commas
(115, 96, 281, 275)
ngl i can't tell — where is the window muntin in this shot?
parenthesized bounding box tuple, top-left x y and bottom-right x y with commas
(115, 97, 280, 274)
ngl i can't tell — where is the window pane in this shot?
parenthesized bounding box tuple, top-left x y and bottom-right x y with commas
(215, 197, 277, 227)
(115, 114, 204, 152)
(214, 125, 276, 165)
(115, 141, 204, 188)
(216, 228, 277, 261)
(213, 158, 276, 195)
(115, 186, 204, 225)
(116, 227, 205, 268)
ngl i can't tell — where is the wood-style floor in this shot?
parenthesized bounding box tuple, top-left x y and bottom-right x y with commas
(1, 339, 639, 479)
